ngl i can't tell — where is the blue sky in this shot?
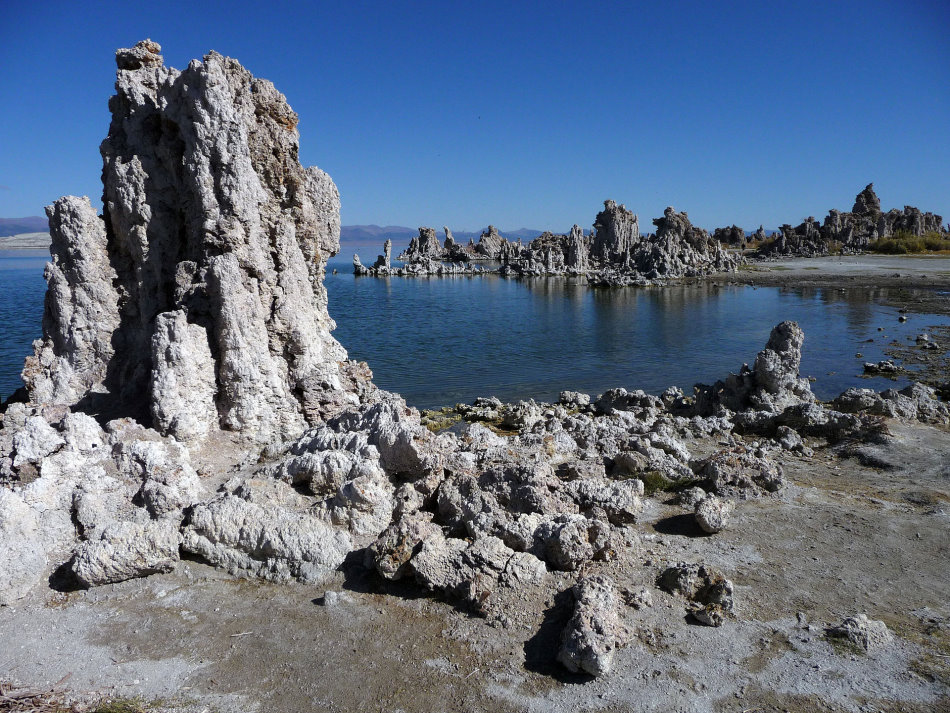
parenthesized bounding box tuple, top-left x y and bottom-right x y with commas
(1, 0, 948, 232)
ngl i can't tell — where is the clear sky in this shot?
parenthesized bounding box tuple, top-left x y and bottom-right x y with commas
(1, 0, 948, 233)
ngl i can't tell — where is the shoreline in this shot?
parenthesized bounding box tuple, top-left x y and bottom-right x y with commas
(3, 330, 949, 712)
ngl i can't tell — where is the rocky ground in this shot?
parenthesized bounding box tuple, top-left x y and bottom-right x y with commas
(1, 415, 948, 713)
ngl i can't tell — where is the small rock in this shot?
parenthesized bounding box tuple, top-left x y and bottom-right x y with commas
(694, 495, 735, 534)
(674, 486, 708, 509)
(624, 587, 653, 609)
(558, 575, 629, 676)
(323, 590, 353, 607)
(827, 614, 892, 652)
(863, 360, 900, 375)
(657, 562, 735, 627)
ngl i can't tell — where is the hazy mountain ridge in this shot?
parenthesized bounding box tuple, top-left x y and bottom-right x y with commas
(0, 219, 774, 248)
(0, 216, 48, 237)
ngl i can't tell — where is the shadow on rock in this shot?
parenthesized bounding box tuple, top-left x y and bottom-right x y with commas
(523, 587, 595, 683)
(48, 559, 83, 593)
(652, 513, 709, 538)
(337, 548, 441, 605)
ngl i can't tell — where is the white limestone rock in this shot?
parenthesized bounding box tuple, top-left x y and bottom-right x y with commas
(535, 514, 611, 572)
(113, 438, 205, 518)
(21, 196, 120, 407)
(324, 465, 395, 541)
(828, 614, 893, 652)
(71, 519, 181, 587)
(565, 478, 642, 525)
(12, 416, 64, 467)
(182, 485, 352, 583)
(61, 412, 106, 454)
(0, 490, 47, 605)
(558, 575, 629, 676)
(150, 310, 218, 442)
(694, 495, 735, 534)
(27, 39, 368, 443)
(658, 562, 735, 627)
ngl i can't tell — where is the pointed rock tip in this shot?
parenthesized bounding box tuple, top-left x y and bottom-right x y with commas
(115, 39, 163, 71)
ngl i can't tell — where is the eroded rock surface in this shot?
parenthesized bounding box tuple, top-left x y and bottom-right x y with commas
(23, 39, 369, 444)
(827, 614, 893, 652)
(558, 575, 629, 676)
(71, 519, 180, 587)
(0, 489, 47, 605)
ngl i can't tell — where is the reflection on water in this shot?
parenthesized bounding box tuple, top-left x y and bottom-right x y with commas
(1, 250, 947, 409)
(327, 271, 950, 409)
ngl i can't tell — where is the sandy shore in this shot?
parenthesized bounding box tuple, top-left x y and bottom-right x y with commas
(0, 233, 50, 250)
(729, 254, 950, 291)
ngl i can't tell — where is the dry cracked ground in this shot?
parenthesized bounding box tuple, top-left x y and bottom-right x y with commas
(1, 419, 948, 713)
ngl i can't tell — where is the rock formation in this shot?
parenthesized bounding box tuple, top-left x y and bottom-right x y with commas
(354, 198, 740, 283)
(558, 575, 629, 676)
(757, 183, 946, 258)
(398, 227, 444, 262)
(21, 39, 369, 444)
(639, 207, 737, 277)
(852, 183, 881, 215)
(713, 225, 745, 246)
(23, 196, 121, 407)
(591, 200, 640, 264)
(474, 225, 507, 259)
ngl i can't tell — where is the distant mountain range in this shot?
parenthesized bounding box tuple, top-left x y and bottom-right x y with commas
(0, 218, 777, 246)
(0, 216, 48, 238)
(0, 218, 549, 245)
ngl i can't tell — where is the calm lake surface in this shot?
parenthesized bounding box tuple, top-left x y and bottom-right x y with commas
(1, 249, 946, 409)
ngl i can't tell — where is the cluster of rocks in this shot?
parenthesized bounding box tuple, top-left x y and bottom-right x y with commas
(354, 201, 740, 285)
(353, 225, 510, 276)
(756, 183, 946, 258)
(711, 224, 771, 248)
(585, 205, 740, 286)
(0, 42, 937, 682)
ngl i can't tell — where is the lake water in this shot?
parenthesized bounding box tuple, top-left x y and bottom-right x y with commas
(1, 249, 945, 409)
